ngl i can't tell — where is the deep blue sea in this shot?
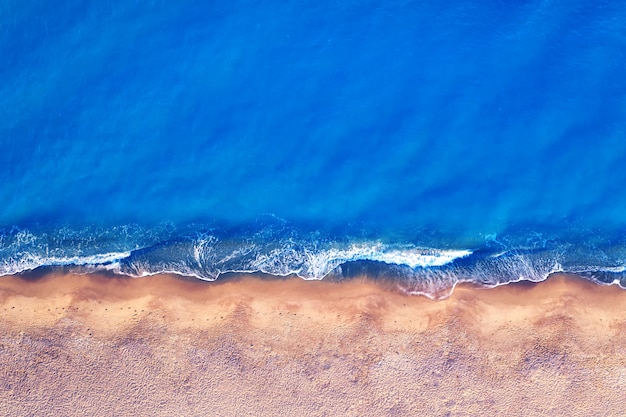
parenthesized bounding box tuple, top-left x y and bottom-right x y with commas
(2, 1, 626, 296)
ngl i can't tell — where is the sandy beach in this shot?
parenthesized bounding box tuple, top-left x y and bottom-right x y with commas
(1, 272, 626, 416)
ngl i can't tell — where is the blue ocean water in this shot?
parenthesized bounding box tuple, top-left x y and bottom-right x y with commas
(2, 1, 626, 295)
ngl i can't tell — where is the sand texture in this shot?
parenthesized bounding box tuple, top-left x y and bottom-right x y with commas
(1, 272, 626, 416)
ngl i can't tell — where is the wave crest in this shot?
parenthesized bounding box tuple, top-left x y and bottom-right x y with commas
(2, 222, 626, 298)
(114, 238, 472, 280)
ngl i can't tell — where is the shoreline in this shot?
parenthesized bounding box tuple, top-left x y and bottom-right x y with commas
(2, 272, 626, 415)
(0, 271, 621, 332)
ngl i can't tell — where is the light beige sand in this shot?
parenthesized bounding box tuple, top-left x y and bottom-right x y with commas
(1, 272, 626, 416)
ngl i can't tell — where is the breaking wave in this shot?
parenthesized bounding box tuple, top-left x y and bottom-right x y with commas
(2, 219, 626, 298)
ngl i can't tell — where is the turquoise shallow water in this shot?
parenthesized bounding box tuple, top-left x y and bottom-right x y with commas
(1, 1, 626, 294)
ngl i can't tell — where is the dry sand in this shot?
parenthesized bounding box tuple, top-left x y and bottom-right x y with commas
(1, 272, 626, 416)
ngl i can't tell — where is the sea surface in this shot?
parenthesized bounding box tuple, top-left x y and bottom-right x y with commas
(2, 0, 626, 296)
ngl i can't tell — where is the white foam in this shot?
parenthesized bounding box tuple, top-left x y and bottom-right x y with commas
(118, 241, 473, 281)
(366, 247, 473, 268)
(252, 243, 472, 279)
(597, 265, 626, 273)
(0, 251, 132, 276)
